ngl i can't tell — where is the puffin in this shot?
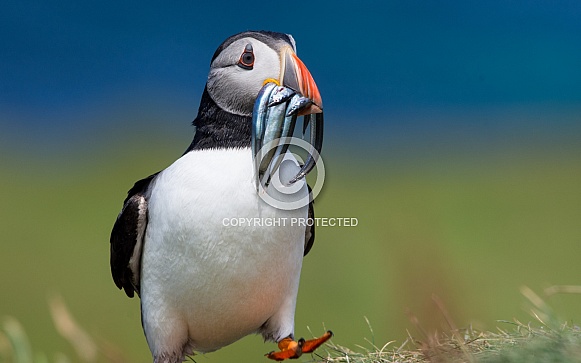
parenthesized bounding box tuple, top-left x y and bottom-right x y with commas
(110, 31, 331, 363)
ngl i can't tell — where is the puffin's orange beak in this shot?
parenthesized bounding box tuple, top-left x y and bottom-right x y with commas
(280, 47, 323, 116)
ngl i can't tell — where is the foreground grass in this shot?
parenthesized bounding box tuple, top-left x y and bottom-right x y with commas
(2, 288, 580, 363)
(323, 320, 581, 363)
(322, 319, 581, 363)
(321, 287, 581, 363)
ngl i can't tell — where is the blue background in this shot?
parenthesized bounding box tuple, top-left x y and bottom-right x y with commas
(2, 0, 580, 152)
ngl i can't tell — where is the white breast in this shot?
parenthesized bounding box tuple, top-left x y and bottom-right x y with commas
(140, 147, 308, 355)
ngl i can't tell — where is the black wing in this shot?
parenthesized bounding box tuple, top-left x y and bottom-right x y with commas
(304, 186, 315, 256)
(110, 173, 158, 298)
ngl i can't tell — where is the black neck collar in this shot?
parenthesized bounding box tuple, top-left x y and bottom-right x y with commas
(184, 87, 252, 153)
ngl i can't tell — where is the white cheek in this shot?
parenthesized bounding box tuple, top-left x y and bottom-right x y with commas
(253, 44, 282, 87)
(207, 68, 257, 116)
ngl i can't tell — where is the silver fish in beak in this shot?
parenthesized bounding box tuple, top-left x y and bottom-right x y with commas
(252, 46, 323, 192)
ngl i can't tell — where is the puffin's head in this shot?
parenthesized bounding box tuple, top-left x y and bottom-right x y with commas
(206, 31, 322, 117)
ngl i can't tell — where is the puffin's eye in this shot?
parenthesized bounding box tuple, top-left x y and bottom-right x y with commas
(238, 43, 254, 70)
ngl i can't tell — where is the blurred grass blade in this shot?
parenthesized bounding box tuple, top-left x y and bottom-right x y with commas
(544, 285, 581, 296)
(48, 295, 97, 362)
(2, 317, 33, 363)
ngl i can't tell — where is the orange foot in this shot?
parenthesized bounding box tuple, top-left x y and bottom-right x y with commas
(266, 331, 333, 361)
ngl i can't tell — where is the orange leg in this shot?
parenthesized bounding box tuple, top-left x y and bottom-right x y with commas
(301, 330, 333, 353)
(265, 331, 333, 361)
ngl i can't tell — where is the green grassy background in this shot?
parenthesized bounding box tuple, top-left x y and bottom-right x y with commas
(1, 113, 580, 362)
